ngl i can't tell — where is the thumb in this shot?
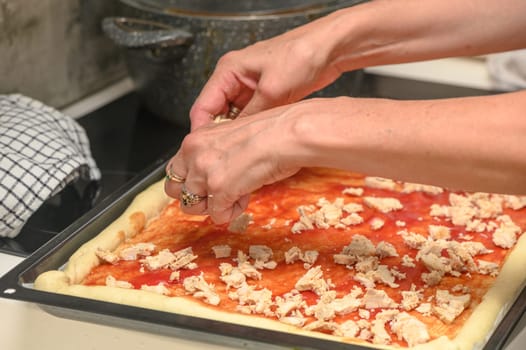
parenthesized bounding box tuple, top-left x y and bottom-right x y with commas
(209, 194, 251, 224)
(241, 88, 282, 117)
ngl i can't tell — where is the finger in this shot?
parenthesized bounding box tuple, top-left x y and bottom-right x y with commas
(230, 89, 254, 117)
(179, 181, 209, 216)
(190, 86, 227, 130)
(164, 154, 187, 199)
(240, 73, 291, 117)
(164, 177, 184, 202)
(241, 89, 278, 117)
(165, 160, 186, 183)
(208, 193, 251, 224)
(167, 152, 210, 215)
(190, 65, 249, 130)
(208, 153, 301, 224)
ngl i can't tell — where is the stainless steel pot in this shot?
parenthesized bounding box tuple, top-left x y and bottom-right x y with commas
(103, 0, 365, 127)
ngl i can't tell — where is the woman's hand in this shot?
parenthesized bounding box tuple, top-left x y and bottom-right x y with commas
(166, 103, 307, 224)
(189, 16, 343, 130)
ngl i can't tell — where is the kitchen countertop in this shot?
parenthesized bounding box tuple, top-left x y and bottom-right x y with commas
(364, 57, 494, 91)
(1, 59, 525, 349)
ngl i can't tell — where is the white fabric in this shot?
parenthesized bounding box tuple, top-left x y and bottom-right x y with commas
(0, 94, 100, 237)
(487, 49, 526, 91)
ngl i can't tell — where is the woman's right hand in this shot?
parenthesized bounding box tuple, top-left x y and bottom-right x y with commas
(189, 14, 344, 129)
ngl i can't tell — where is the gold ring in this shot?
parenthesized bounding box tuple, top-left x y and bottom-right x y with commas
(165, 164, 185, 183)
(180, 184, 207, 207)
(228, 105, 241, 119)
(212, 104, 242, 122)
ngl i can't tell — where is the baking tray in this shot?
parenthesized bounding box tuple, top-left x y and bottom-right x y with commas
(1, 161, 526, 350)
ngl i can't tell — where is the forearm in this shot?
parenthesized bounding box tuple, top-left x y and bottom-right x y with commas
(289, 91, 526, 195)
(317, 0, 526, 72)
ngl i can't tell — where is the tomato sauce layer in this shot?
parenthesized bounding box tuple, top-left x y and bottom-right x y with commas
(82, 168, 526, 347)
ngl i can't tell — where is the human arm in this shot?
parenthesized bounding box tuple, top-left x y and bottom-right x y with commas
(167, 90, 526, 224)
(189, 0, 526, 129)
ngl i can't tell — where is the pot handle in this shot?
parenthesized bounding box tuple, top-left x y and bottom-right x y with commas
(102, 17, 193, 48)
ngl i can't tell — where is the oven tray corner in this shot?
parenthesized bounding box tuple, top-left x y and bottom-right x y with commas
(1, 162, 526, 350)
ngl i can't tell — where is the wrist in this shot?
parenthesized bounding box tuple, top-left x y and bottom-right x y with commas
(278, 97, 357, 170)
(320, 4, 378, 73)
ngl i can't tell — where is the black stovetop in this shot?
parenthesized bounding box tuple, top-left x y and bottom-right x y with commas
(0, 73, 493, 256)
(0, 91, 189, 256)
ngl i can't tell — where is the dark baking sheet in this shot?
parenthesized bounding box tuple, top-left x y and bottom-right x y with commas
(1, 161, 526, 350)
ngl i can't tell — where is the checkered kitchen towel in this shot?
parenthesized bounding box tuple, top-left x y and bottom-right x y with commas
(0, 94, 101, 237)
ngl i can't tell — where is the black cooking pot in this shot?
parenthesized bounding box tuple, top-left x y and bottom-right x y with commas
(103, 0, 365, 127)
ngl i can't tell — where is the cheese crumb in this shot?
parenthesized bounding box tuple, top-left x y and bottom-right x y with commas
(370, 218, 385, 231)
(342, 187, 364, 196)
(140, 283, 169, 295)
(183, 273, 220, 305)
(212, 245, 231, 258)
(493, 215, 521, 248)
(364, 197, 403, 213)
(228, 213, 253, 233)
(295, 266, 333, 296)
(401, 254, 416, 268)
(428, 225, 451, 240)
(402, 183, 443, 195)
(105, 275, 133, 289)
(391, 312, 430, 347)
(364, 176, 397, 191)
(432, 290, 470, 324)
(376, 241, 399, 258)
(363, 289, 398, 309)
(119, 242, 156, 260)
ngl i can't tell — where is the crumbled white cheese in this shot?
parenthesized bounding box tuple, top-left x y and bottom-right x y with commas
(211, 244, 231, 258)
(295, 266, 333, 296)
(428, 225, 451, 240)
(95, 248, 119, 264)
(395, 220, 407, 227)
(274, 290, 306, 318)
(477, 259, 499, 276)
(249, 245, 273, 262)
(402, 183, 443, 195)
(364, 176, 397, 191)
(401, 254, 416, 268)
(370, 218, 385, 231)
(398, 230, 428, 250)
(504, 195, 526, 210)
(342, 234, 376, 256)
(362, 289, 398, 309)
(219, 262, 246, 289)
(139, 247, 197, 271)
(364, 197, 403, 213)
(376, 241, 399, 258)
(119, 242, 156, 260)
(141, 282, 169, 295)
(390, 312, 430, 347)
(228, 213, 253, 233)
(415, 303, 432, 316)
(493, 215, 521, 248)
(401, 290, 422, 311)
(229, 282, 273, 316)
(432, 290, 470, 324)
(105, 275, 133, 289)
(183, 273, 220, 305)
(342, 187, 364, 196)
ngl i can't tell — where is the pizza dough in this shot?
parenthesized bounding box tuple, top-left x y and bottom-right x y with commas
(35, 168, 526, 349)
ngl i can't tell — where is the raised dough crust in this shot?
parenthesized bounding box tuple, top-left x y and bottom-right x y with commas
(43, 180, 171, 285)
(452, 231, 526, 350)
(34, 178, 526, 350)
